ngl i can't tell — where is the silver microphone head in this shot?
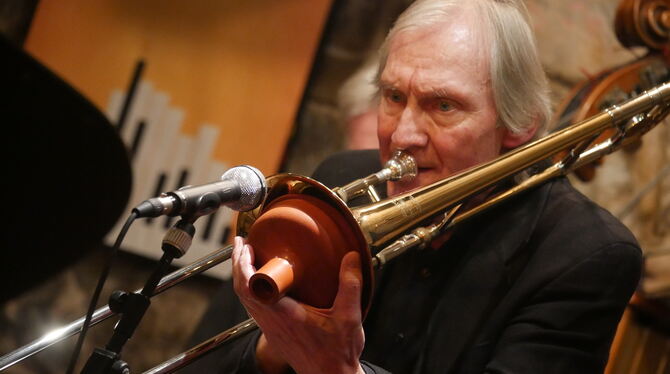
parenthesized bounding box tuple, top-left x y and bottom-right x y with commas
(221, 165, 267, 211)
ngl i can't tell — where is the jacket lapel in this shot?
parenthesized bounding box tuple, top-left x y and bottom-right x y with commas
(419, 180, 553, 373)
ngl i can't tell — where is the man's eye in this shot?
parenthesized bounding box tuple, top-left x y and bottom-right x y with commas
(437, 100, 453, 112)
(385, 90, 404, 103)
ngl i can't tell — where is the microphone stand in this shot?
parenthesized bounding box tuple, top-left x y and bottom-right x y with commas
(81, 216, 197, 374)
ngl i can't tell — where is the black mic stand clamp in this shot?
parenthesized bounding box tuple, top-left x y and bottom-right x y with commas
(80, 217, 196, 374)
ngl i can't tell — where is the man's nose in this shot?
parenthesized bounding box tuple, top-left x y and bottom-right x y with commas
(391, 107, 428, 149)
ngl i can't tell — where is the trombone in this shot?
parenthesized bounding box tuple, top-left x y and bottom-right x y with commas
(2, 81, 669, 373)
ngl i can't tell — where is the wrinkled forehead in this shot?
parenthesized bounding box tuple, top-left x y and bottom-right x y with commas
(382, 12, 492, 88)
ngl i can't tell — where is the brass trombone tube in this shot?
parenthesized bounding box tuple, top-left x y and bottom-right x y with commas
(446, 137, 618, 229)
(0, 245, 234, 371)
(142, 319, 257, 374)
(447, 97, 669, 230)
(353, 82, 670, 248)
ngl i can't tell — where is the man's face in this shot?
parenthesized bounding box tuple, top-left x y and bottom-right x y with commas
(378, 15, 505, 197)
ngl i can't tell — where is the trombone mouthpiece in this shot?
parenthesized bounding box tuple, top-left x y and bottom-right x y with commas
(332, 150, 417, 203)
(385, 150, 417, 181)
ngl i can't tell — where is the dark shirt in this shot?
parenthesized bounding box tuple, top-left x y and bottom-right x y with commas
(185, 150, 642, 374)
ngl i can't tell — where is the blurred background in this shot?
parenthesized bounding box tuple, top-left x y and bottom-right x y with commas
(1, 0, 668, 373)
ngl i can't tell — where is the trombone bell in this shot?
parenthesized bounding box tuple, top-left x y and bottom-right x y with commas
(236, 174, 374, 315)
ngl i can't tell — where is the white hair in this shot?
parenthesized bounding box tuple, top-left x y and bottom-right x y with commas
(378, 0, 552, 140)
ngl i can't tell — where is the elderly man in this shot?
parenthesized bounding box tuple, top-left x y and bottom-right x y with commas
(225, 0, 641, 373)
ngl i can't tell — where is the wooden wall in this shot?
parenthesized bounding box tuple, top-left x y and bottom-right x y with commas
(24, 0, 331, 172)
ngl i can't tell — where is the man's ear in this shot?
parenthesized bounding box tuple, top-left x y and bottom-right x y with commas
(501, 124, 538, 150)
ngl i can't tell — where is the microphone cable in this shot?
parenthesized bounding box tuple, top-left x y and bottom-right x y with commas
(65, 211, 138, 374)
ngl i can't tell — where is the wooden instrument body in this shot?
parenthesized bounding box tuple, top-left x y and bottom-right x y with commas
(555, 1, 670, 371)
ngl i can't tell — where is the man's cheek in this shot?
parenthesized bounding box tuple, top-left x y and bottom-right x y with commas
(376, 128, 393, 158)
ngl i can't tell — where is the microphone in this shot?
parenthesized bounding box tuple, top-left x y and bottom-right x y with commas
(133, 165, 266, 218)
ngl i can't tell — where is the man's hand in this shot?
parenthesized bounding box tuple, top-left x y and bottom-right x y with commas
(232, 236, 366, 374)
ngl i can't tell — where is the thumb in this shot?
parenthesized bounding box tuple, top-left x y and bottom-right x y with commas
(332, 251, 363, 317)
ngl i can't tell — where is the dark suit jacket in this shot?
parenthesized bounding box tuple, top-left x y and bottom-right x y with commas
(185, 150, 642, 374)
